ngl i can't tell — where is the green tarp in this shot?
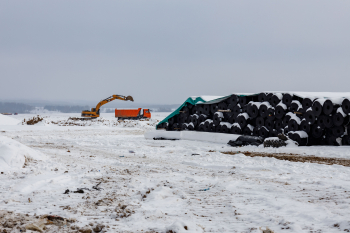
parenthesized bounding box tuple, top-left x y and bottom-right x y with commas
(156, 95, 236, 128)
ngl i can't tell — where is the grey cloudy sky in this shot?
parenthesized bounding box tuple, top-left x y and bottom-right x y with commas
(1, 1, 350, 105)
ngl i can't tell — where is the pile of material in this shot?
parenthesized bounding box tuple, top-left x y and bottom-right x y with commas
(157, 93, 350, 146)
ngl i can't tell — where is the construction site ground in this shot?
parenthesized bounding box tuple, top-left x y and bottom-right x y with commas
(1, 113, 350, 232)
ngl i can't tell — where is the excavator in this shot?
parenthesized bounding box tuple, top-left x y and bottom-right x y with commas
(81, 95, 134, 118)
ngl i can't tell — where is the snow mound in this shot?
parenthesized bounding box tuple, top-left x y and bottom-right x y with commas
(0, 136, 46, 171)
(0, 114, 20, 125)
(50, 117, 159, 129)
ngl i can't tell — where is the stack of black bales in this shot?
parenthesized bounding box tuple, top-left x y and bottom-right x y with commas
(157, 93, 350, 146)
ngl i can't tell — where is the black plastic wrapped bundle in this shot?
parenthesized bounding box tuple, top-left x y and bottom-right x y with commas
(173, 123, 181, 130)
(210, 104, 218, 114)
(267, 107, 275, 121)
(231, 123, 242, 134)
(213, 112, 224, 125)
(243, 124, 254, 135)
(178, 114, 187, 124)
(283, 126, 289, 134)
(215, 124, 222, 133)
(168, 116, 176, 125)
(187, 122, 195, 131)
(239, 96, 247, 106)
(264, 118, 274, 131)
(326, 135, 338, 146)
(227, 94, 239, 105)
(259, 102, 271, 118)
(302, 98, 314, 111)
(227, 103, 236, 111)
(288, 131, 308, 146)
(323, 115, 333, 128)
(255, 116, 265, 128)
(282, 114, 291, 127)
(311, 125, 323, 138)
(288, 118, 300, 131)
(231, 104, 241, 119)
(190, 105, 198, 115)
(198, 114, 208, 123)
(241, 105, 248, 113)
(300, 120, 311, 133)
(253, 126, 260, 136)
(342, 98, 350, 114)
(332, 126, 344, 138)
(204, 120, 213, 132)
(275, 119, 283, 131)
(190, 114, 199, 127)
(342, 135, 350, 145)
(247, 102, 260, 119)
(202, 105, 210, 115)
(333, 107, 349, 127)
(259, 126, 269, 138)
(218, 102, 228, 111)
(197, 122, 205, 131)
(209, 123, 216, 132)
(236, 113, 250, 129)
(271, 93, 283, 107)
(266, 93, 274, 105)
(220, 122, 232, 134)
(196, 106, 205, 115)
(282, 93, 293, 107)
(181, 123, 188, 130)
(258, 93, 267, 102)
(166, 123, 173, 131)
(322, 99, 334, 115)
(312, 100, 323, 117)
(290, 100, 302, 113)
(304, 109, 316, 124)
(269, 129, 278, 137)
(275, 103, 287, 119)
(223, 112, 233, 124)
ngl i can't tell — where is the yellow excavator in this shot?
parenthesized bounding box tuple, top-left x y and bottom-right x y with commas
(81, 95, 134, 118)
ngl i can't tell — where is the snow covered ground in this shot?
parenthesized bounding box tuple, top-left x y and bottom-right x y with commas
(1, 113, 350, 232)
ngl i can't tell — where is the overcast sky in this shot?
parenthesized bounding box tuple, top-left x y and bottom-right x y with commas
(1, 1, 349, 105)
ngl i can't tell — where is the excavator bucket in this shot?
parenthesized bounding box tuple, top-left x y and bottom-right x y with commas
(125, 96, 134, 102)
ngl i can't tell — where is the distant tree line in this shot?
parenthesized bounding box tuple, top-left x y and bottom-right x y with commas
(0, 102, 34, 113)
(44, 105, 90, 113)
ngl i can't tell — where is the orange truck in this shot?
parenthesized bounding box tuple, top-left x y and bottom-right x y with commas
(115, 108, 151, 120)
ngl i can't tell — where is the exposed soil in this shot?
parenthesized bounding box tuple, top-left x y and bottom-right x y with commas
(222, 151, 350, 167)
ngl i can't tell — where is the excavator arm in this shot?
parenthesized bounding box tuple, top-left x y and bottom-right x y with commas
(82, 94, 134, 118)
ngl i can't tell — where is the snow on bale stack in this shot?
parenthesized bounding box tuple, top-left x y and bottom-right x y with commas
(156, 93, 350, 146)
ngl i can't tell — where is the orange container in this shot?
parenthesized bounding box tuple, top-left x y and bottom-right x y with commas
(115, 108, 151, 119)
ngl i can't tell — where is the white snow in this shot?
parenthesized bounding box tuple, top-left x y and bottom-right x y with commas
(291, 100, 303, 110)
(286, 112, 302, 125)
(214, 112, 224, 118)
(315, 98, 327, 106)
(260, 101, 272, 108)
(232, 122, 241, 129)
(276, 102, 287, 110)
(237, 112, 249, 120)
(0, 135, 46, 171)
(1, 112, 350, 232)
(248, 101, 262, 108)
(0, 114, 20, 125)
(273, 93, 283, 100)
(290, 130, 309, 138)
(337, 107, 347, 117)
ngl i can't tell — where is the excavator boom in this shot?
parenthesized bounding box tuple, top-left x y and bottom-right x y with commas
(81, 94, 134, 118)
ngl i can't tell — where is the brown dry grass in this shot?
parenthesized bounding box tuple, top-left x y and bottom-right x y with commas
(221, 151, 350, 167)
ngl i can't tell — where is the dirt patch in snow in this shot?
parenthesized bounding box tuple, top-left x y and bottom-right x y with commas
(222, 151, 350, 167)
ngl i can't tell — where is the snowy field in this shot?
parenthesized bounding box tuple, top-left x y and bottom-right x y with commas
(1, 113, 350, 232)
